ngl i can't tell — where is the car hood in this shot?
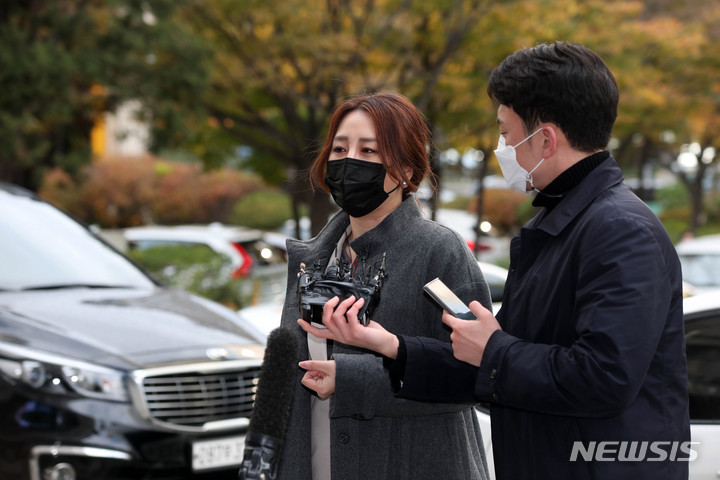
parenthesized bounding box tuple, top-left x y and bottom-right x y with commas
(0, 287, 265, 369)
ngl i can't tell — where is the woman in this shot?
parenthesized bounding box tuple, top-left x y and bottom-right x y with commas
(277, 92, 492, 480)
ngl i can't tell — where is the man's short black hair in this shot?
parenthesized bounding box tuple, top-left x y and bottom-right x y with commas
(487, 41, 618, 153)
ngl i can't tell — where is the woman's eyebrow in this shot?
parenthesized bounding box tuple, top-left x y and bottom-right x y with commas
(333, 135, 377, 143)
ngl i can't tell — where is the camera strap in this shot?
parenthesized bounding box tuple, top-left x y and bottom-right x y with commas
(308, 224, 351, 480)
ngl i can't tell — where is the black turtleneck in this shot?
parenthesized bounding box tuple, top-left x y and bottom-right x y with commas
(532, 150, 610, 211)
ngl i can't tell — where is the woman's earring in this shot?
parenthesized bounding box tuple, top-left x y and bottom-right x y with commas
(402, 181, 408, 189)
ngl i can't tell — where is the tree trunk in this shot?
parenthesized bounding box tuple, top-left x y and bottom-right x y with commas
(689, 179, 703, 235)
(473, 150, 489, 257)
(635, 140, 654, 201)
(309, 189, 330, 237)
(428, 145, 441, 222)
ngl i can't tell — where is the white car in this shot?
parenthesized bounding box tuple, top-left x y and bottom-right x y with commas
(123, 223, 289, 304)
(124, 223, 288, 278)
(676, 234, 720, 294)
(681, 291, 720, 478)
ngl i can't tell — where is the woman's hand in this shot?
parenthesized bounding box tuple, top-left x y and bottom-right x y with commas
(299, 360, 336, 399)
(298, 296, 400, 359)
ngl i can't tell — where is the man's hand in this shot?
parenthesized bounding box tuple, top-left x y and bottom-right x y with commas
(442, 301, 501, 367)
(299, 360, 336, 399)
(298, 296, 400, 359)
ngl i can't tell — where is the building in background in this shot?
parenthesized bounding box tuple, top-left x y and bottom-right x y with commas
(91, 99, 149, 158)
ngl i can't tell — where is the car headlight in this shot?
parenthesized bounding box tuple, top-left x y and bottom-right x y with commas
(0, 343, 129, 402)
(61, 364, 127, 401)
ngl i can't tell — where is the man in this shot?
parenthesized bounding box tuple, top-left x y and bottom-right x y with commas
(300, 41, 690, 479)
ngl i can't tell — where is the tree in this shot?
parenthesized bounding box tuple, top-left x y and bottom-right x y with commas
(469, 0, 720, 235)
(0, 0, 210, 190)
(175, 0, 720, 238)
(670, 2, 720, 234)
(180, 0, 498, 236)
(617, 0, 720, 234)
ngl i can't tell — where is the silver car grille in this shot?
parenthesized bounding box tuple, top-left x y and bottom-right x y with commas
(130, 360, 262, 432)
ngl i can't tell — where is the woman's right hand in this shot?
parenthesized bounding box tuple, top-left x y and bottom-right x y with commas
(298, 296, 400, 359)
(299, 360, 336, 399)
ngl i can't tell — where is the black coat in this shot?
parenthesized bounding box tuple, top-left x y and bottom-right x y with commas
(398, 158, 690, 480)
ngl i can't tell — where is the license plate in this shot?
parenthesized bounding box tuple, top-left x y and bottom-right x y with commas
(191, 434, 246, 471)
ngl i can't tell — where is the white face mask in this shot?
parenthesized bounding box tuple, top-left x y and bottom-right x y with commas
(494, 128, 544, 193)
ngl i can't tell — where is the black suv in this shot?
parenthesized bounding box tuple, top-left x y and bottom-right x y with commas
(0, 182, 266, 480)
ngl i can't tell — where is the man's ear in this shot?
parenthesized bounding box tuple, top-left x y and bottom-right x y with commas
(541, 125, 558, 159)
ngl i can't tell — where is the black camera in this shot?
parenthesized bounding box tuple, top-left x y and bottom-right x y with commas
(297, 254, 386, 326)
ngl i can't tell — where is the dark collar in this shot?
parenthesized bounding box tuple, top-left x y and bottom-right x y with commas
(528, 156, 624, 237)
(533, 151, 611, 210)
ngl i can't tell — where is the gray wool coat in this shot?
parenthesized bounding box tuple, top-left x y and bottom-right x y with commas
(277, 195, 492, 480)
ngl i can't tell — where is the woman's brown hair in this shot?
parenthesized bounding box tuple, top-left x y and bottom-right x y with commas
(311, 92, 433, 197)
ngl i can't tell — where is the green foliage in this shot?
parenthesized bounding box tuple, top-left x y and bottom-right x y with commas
(230, 191, 293, 230)
(655, 183, 691, 242)
(698, 223, 720, 236)
(515, 196, 541, 228)
(659, 211, 690, 244)
(656, 187, 720, 242)
(128, 244, 223, 274)
(5, 0, 720, 239)
(440, 195, 473, 211)
(127, 244, 247, 308)
(178, 0, 499, 233)
(703, 193, 720, 221)
(655, 182, 690, 211)
(0, 0, 211, 190)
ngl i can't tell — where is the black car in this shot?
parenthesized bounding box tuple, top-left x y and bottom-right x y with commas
(0, 182, 267, 480)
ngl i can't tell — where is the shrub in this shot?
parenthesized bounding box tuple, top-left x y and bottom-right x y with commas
(229, 190, 293, 229)
(655, 182, 689, 211)
(39, 168, 81, 215)
(440, 195, 472, 210)
(469, 189, 532, 235)
(38, 155, 265, 228)
(515, 196, 540, 227)
(78, 156, 157, 227)
(198, 168, 263, 223)
(150, 161, 205, 225)
(660, 218, 690, 244)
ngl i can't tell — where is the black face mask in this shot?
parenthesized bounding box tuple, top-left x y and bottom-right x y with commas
(324, 157, 400, 217)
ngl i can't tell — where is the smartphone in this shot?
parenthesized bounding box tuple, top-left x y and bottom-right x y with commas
(423, 278, 476, 320)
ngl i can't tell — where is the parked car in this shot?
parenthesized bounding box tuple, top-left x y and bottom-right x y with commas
(123, 224, 289, 306)
(676, 233, 720, 294)
(478, 261, 508, 310)
(681, 291, 720, 478)
(0, 182, 268, 480)
(433, 208, 511, 264)
(124, 223, 288, 279)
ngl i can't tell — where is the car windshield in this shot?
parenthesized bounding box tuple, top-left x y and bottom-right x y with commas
(679, 254, 720, 288)
(0, 189, 155, 291)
